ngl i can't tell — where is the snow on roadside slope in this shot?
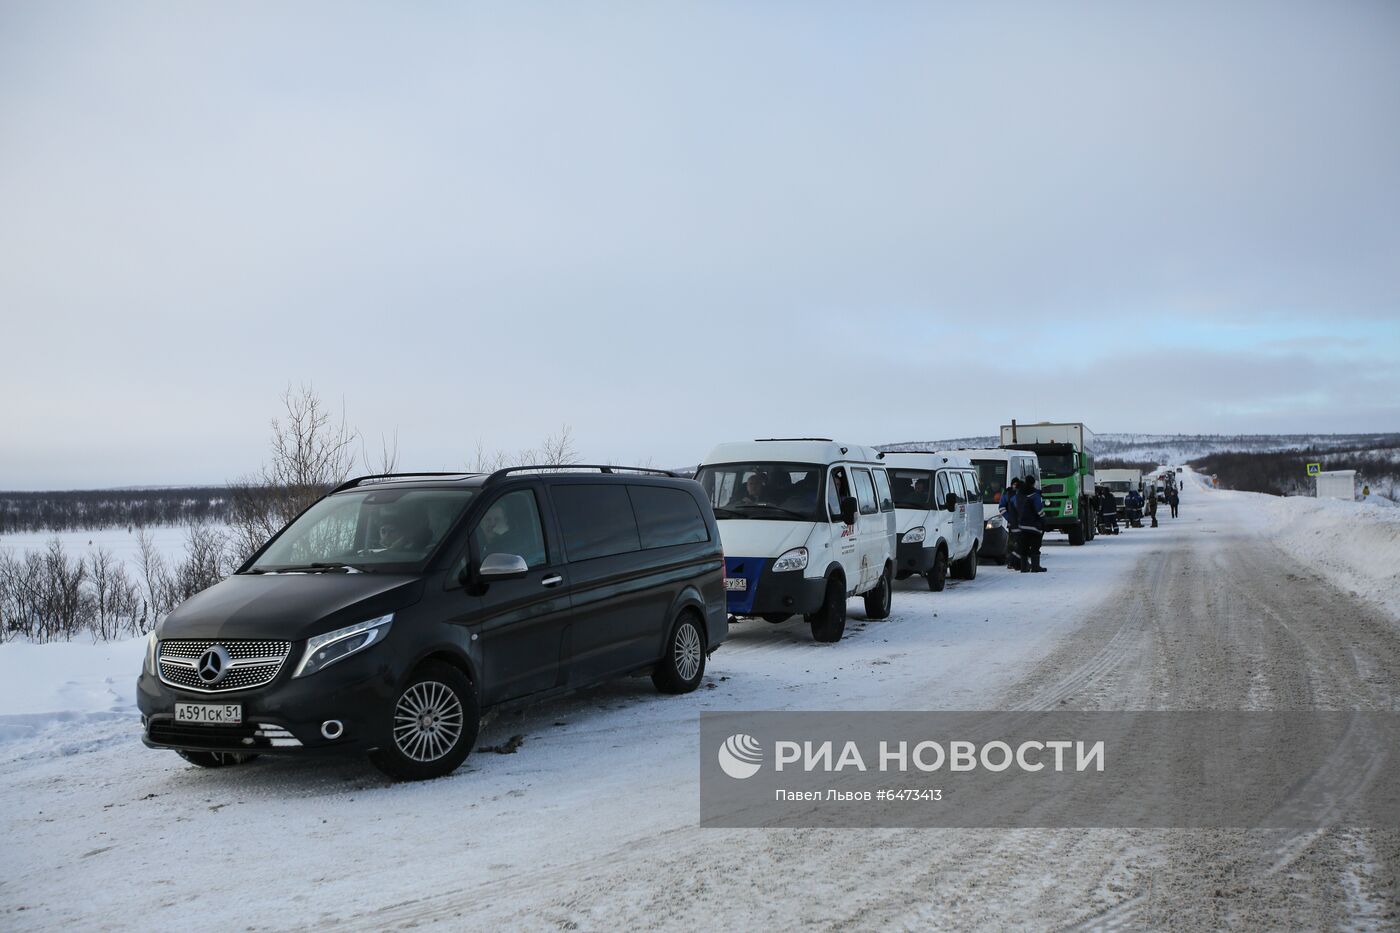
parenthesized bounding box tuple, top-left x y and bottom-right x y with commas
(1182, 468, 1400, 621)
(0, 638, 144, 752)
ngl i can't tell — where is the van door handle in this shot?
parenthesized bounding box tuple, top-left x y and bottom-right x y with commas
(541, 574, 564, 588)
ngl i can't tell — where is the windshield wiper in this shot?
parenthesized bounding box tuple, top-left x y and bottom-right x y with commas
(252, 562, 368, 574)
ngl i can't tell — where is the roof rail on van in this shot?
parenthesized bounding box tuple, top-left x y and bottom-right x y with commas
(332, 472, 480, 494)
(485, 464, 678, 484)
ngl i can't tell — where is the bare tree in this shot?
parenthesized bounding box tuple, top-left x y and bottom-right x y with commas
(470, 424, 580, 474)
(228, 385, 361, 562)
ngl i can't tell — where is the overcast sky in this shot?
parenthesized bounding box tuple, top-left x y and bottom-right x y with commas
(3, 1, 1398, 489)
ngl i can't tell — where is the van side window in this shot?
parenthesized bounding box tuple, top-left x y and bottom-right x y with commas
(935, 471, 951, 504)
(828, 467, 850, 520)
(852, 469, 878, 515)
(962, 470, 980, 501)
(873, 469, 894, 512)
(472, 489, 548, 568)
(552, 485, 642, 561)
(947, 471, 967, 503)
(628, 485, 709, 549)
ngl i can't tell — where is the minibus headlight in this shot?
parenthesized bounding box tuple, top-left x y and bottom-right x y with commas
(902, 526, 926, 544)
(144, 630, 158, 675)
(985, 515, 1004, 530)
(771, 547, 808, 573)
(294, 614, 394, 678)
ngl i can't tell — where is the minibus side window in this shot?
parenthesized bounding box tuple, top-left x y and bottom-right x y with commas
(852, 469, 878, 515)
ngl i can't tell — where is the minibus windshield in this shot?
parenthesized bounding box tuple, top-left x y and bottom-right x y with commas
(696, 462, 825, 523)
(889, 470, 934, 509)
(246, 487, 477, 573)
(973, 460, 1007, 504)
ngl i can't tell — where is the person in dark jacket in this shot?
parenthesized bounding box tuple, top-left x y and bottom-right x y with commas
(1146, 488, 1158, 527)
(1000, 477, 1021, 570)
(1125, 488, 1144, 528)
(1167, 486, 1180, 518)
(1016, 476, 1047, 573)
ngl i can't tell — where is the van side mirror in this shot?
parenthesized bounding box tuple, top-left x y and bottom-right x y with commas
(839, 496, 858, 525)
(945, 492, 958, 512)
(478, 553, 529, 580)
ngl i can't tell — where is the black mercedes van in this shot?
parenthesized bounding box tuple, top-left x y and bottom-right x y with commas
(137, 467, 726, 780)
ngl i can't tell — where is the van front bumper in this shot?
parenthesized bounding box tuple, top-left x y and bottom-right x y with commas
(137, 656, 397, 756)
(896, 538, 936, 577)
(725, 556, 828, 616)
(980, 524, 1009, 559)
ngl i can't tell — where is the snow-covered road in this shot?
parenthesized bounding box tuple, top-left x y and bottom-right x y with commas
(3, 471, 1398, 929)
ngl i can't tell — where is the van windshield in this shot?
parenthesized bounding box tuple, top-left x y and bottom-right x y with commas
(695, 463, 824, 522)
(246, 487, 477, 573)
(889, 470, 934, 509)
(973, 460, 1007, 504)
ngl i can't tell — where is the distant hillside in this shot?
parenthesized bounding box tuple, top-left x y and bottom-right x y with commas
(880, 433, 1400, 464)
(879, 433, 1400, 503)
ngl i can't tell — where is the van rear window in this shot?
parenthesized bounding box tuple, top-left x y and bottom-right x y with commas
(628, 485, 709, 549)
(551, 485, 642, 561)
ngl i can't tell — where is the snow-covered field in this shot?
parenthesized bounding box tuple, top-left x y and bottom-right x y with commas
(0, 525, 209, 576)
(2, 470, 1398, 929)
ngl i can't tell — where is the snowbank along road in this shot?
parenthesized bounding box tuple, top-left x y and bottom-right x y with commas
(2, 469, 1398, 930)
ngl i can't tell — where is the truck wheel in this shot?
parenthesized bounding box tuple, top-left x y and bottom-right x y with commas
(369, 660, 479, 782)
(653, 611, 706, 694)
(1067, 523, 1085, 546)
(953, 543, 979, 580)
(761, 613, 791, 624)
(807, 576, 847, 642)
(926, 547, 948, 591)
(1084, 505, 1095, 541)
(863, 565, 892, 620)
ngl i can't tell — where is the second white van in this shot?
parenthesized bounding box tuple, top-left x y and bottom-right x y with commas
(883, 452, 985, 591)
(695, 439, 897, 642)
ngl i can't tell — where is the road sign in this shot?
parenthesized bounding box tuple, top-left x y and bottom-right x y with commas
(1306, 463, 1321, 476)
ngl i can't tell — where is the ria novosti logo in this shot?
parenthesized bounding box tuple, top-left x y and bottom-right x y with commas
(717, 733, 764, 779)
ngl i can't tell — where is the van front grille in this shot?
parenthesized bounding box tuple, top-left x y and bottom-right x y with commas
(158, 639, 293, 693)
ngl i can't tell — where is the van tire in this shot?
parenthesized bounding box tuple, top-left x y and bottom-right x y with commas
(177, 750, 258, 768)
(953, 543, 979, 580)
(807, 576, 847, 642)
(761, 613, 792, 624)
(369, 661, 479, 782)
(653, 611, 706, 694)
(863, 564, 892, 620)
(927, 547, 948, 591)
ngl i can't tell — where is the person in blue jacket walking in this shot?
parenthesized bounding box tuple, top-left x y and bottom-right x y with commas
(1000, 477, 1022, 571)
(1017, 476, 1047, 573)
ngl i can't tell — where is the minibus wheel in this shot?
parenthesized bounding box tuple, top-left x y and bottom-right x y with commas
(370, 660, 479, 781)
(807, 575, 847, 642)
(863, 565, 892, 620)
(927, 547, 948, 592)
(953, 543, 979, 580)
(653, 610, 707, 693)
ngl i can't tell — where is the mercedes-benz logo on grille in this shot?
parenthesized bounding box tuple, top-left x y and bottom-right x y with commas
(197, 645, 231, 684)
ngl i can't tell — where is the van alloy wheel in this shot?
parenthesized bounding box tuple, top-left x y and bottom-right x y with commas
(370, 661, 479, 781)
(674, 620, 703, 681)
(393, 680, 466, 763)
(653, 612, 707, 693)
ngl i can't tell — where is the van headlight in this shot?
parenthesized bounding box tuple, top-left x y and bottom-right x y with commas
(144, 630, 158, 675)
(985, 516, 1004, 530)
(771, 547, 808, 573)
(294, 614, 394, 678)
(902, 526, 926, 544)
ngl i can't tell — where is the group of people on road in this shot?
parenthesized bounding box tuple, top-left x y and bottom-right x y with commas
(997, 476, 1048, 574)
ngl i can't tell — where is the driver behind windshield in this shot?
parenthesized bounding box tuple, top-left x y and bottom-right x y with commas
(376, 507, 429, 551)
(731, 472, 769, 507)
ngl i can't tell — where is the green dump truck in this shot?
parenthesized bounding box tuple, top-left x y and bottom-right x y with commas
(999, 421, 1098, 545)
